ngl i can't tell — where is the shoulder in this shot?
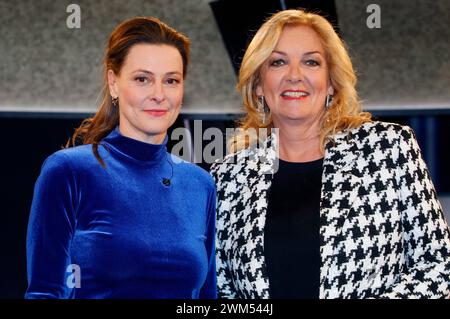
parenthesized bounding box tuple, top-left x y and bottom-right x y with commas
(57, 144, 97, 159)
(41, 144, 102, 174)
(210, 146, 254, 176)
(169, 154, 215, 190)
(325, 121, 418, 162)
(42, 145, 89, 169)
(209, 134, 277, 181)
(343, 121, 414, 145)
(353, 120, 411, 135)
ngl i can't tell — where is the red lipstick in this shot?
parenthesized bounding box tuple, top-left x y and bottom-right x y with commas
(280, 90, 309, 100)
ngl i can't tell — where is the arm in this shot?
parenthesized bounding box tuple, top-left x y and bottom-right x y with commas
(216, 227, 239, 299)
(379, 126, 450, 298)
(210, 164, 239, 299)
(25, 152, 77, 299)
(199, 185, 217, 299)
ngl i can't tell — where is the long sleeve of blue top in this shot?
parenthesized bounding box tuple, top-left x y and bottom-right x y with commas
(25, 128, 217, 299)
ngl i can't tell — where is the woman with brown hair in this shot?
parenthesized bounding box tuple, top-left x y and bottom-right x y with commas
(210, 9, 450, 298)
(25, 17, 216, 299)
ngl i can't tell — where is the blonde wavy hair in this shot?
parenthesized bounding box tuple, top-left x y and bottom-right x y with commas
(231, 9, 371, 151)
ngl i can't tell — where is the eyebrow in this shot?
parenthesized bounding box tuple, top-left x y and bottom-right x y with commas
(132, 69, 182, 76)
(272, 50, 323, 56)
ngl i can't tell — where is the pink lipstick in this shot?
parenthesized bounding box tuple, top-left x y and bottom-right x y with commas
(143, 109, 168, 117)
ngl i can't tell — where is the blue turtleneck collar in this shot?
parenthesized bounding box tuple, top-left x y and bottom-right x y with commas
(101, 127, 168, 163)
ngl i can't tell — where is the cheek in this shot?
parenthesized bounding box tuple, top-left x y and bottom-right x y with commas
(263, 74, 283, 106)
(121, 85, 145, 108)
(262, 71, 280, 92)
(310, 70, 329, 91)
(169, 88, 184, 108)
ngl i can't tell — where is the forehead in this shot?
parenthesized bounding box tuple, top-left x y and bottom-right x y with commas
(122, 43, 183, 73)
(275, 25, 324, 52)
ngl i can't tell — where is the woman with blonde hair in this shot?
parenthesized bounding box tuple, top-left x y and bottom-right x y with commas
(26, 17, 216, 299)
(211, 9, 449, 298)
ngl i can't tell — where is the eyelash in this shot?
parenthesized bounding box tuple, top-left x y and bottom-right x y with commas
(166, 78, 180, 85)
(270, 59, 286, 67)
(269, 59, 320, 67)
(134, 77, 181, 85)
(305, 59, 320, 66)
(135, 76, 148, 83)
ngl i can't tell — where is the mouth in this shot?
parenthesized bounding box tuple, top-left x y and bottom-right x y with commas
(143, 109, 168, 117)
(280, 90, 309, 100)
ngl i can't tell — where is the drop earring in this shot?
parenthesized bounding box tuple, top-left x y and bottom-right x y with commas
(257, 96, 269, 125)
(112, 97, 119, 107)
(325, 94, 333, 108)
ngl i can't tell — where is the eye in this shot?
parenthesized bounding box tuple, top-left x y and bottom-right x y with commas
(305, 59, 320, 66)
(269, 59, 286, 67)
(135, 76, 148, 84)
(166, 78, 180, 85)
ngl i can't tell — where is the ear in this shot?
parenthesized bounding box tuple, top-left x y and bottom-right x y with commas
(255, 83, 263, 97)
(327, 85, 334, 96)
(107, 69, 119, 99)
(327, 77, 335, 95)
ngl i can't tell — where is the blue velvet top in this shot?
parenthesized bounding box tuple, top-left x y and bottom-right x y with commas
(25, 128, 217, 299)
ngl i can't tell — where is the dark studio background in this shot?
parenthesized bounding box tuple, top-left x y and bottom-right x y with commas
(1, 0, 450, 298)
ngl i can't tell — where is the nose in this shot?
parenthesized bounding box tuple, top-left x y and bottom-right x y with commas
(287, 62, 303, 83)
(150, 82, 165, 104)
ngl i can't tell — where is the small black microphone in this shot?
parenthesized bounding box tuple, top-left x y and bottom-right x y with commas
(162, 154, 174, 187)
(162, 178, 171, 186)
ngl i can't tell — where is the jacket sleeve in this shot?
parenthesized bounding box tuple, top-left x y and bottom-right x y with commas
(210, 163, 239, 299)
(199, 184, 218, 299)
(25, 152, 77, 299)
(379, 126, 450, 298)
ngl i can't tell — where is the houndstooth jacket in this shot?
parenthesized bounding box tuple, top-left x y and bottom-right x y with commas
(210, 121, 450, 299)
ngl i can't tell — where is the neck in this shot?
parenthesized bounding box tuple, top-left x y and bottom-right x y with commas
(275, 118, 324, 162)
(119, 123, 166, 145)
(102, 127, 168, 164)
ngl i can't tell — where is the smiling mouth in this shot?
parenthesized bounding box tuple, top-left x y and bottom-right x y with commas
(281, 90, 309, 100)
(143, 109, 168, 117)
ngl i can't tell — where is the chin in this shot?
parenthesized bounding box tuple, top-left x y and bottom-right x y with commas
(282, 113, 308, 121)
(141, 120, 170, 131)
(143, 128, 168, 137)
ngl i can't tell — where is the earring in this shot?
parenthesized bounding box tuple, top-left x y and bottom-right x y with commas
(325, 94, 334, 108)
(112, 97, 119, 107)
(257, 96, 270, 125)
